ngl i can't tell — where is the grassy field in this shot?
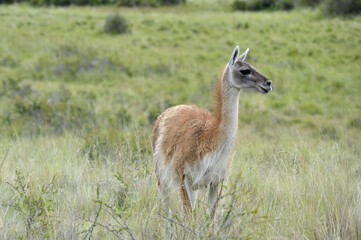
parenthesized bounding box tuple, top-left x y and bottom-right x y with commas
(0, 3, 361, 239)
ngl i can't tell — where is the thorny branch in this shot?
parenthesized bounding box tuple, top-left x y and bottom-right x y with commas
(155, 214, 200, 239)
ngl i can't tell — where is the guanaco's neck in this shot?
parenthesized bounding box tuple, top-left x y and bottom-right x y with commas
(213, 66, 241, 144)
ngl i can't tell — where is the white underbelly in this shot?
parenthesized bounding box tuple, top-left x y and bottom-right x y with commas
(185, 150, 229, 190)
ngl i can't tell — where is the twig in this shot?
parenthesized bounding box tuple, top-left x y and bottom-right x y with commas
(101, 202, 136, 240)
(155, 214, 200, 239)
(81, 217, 121, 238)
(100, 205, 126, 229)
(82, 187, 102, 240)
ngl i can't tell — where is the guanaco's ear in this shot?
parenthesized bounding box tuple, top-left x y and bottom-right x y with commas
(238, 48, 249, 61)
(229, 46, 239, 66)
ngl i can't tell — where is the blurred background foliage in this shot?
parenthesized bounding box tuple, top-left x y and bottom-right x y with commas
(0, 0, 186, 7)
(0, 3, 359, 139)
(232, 0, 361, 15)
(0, 0, 360, 15)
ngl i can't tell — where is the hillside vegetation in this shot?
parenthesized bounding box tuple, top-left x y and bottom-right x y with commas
(0, 4, 360, 239)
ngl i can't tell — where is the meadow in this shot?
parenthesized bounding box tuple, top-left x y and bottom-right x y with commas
(0, 2, 361, 239)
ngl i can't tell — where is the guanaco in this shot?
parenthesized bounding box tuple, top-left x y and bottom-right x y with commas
(152, 46, 272, 216)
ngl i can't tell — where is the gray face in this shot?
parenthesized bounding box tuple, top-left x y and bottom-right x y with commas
(227, 46, 272, 94)
(231, 61, 272, 94)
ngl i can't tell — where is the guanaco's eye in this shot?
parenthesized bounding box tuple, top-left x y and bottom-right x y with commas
(240, 69, 251, 75)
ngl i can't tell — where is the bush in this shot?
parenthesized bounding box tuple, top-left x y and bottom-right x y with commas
(4, 170, 58, 239)
(1, 0, 184, 5)
(29, 0, 116, 6)
(118, 0, 160, 6)
(118, 0, 185, 6)
(323, 0, 361, 15)
(295, 0, 321, 7)
(160, 0, 185, 4)
(233, 0, 294, 11)
(0, 78, 136, 136)
(0, 0, 23, 3)
(104, 13, 129, 34)
(232, 0, 361, 13)
(0, 78, 97, 135)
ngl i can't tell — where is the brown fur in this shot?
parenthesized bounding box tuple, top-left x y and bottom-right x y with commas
(153, 71, 227, 178)
(151, 71, 228, 215)
(213, 68, 228, 123)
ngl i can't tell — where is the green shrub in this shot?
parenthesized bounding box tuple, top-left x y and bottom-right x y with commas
(4, 170, 58, 239)
(233, 0, 294, 11)
(118, 0, 184, 6)
(118, 0, 159, 6)
(2, 0, 184, 5)
(276, 0, 294, 9)
(349, 117, 361, 129)
(160, 0, 185, 4)
(28, 0, 116, 6)
(232, 0, 361, 14)
(0, 0, 23, 4)
(104, 13, 129, 34)
(0, 77, 137, 137)
(322, 0, 361, 15)
(0, 78, 97, 135)
(295, 0, 321, 7)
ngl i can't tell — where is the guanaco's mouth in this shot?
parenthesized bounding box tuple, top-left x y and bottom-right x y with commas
(258, 85, 272, 94)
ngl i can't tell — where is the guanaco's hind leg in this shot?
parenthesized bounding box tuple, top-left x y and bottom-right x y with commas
(180, 175, 192, 214)
(158, 178, 171, 213)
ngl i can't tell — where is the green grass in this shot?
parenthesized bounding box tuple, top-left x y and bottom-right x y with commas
(0, 4, 360, 239)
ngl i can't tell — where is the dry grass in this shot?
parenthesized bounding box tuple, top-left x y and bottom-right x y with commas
(1, 125, 360, 239)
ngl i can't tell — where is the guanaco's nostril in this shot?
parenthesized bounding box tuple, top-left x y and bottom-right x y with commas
(266, 80, 272, 86)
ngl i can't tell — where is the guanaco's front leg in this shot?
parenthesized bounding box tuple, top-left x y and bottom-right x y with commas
(208, 181, 223, 218)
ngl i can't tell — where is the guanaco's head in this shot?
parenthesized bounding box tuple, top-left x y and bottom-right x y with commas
(227, 46, 272, 94)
